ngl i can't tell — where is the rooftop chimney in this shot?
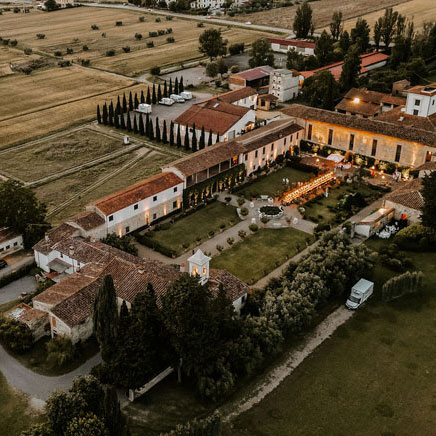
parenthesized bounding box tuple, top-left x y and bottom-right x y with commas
(45, 233, 49, 242)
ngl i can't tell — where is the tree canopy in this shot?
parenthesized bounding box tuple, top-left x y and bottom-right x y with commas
(248, 38, 274, 68)
(302, 70, 339, 110)
(198, 29, 227, 59)
(421, 170, 436, 232)
(293, 1, 314, 39)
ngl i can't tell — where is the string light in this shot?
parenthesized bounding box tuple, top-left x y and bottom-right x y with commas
(282, 171, 336, 203)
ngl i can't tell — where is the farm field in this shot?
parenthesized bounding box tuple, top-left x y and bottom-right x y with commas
(224, 241, 436, 436)
(0, 46, 41, 77)
(0, 127, 125, 182)
(226, 0, 408, 31)
(0, 7, 276, 76)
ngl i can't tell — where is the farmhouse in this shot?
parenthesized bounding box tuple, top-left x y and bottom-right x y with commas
(229, 66, 275, 90)
(0, 227, 23, 258)
(268, 37, 315, 56)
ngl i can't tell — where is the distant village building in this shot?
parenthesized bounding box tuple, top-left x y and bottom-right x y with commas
(0, 227, 23, 259)
(268, 37, 316, 56)
(268, 69, 299, 102)
(229, 66, 275, 90)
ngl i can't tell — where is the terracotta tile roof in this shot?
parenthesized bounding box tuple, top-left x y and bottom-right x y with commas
(384, 179, 424, 210)
(33, 222, 79, 255)
(268, 37, 315, 49)
(92, 172, 183, 216)
(258, 94, 279, 102)
(377, 107, 436, 131)
(301, 52, 389, 80)
(416, 161, 436, 171)
(200, 87, 257, 105)
(231, 65, 275, 82)
(69, 211, 105, 231)
(0, 227, 21, 244)
(7, 303, 48, 324)
(406, 83, 436, 96)
(209, 269, 249, 300)
(282, 104, 436, 149)
(164, 141, 246, 177)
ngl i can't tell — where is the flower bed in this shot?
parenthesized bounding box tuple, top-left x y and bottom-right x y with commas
(260, 206, 283, 218)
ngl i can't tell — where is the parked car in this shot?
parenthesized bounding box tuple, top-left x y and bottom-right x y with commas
(245, 21, 252, 25)
(170, 94, 185, 103)
(0, 259, 8, 269)
(136, 103, 152, 114)
(346, 278, 374, 309)
(180, 91, 193, 100)
(159, 97, 175, 106)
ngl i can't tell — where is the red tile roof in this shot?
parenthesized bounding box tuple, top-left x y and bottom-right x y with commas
(268, 37, 315, 49)
(92, 172, 183, 216)
(69, 211, 105, 231)
(0, 227, 21, 244)
(33, 222, 79, 255)
(384, 179, 424, 210)
(231, 65, 275, 82)
(200, 87, 257, 105)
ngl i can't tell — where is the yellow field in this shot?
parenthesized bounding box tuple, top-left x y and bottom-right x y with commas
(341, 0, 436, 33)
(0, 46, 42, 77)
(0, 7, 275, 76)
(226, 0, 408, 31)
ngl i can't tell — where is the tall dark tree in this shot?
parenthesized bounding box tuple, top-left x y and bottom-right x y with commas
(108, 101, 114, 126)
(133, 115, 138, 134)
(129, 91, 134, 112)
(97, 105, 102, 124)
(114, 108, 119, 128)
(199, 126, 205, 149)
(179, 76, 184, 92)
(163, 80, 168, 98)
(146, 87, 151, 105)
(0, 180, 48, 248)
(249, 38, 274, 68)
(139, 113, 145, 135)
(174, 77, 179, 95)
(169, 121, 175, 146)
(140, 90, 145, 104)
(329, 11, 343, 41)
(176, 124, 182, 148)
(191, 123, 197, 152)
(215, 133, 220, 143)
(162, 119, 168, 144)
(339, 30, 351, 53)
(152, 83, 157, 104)
(208, 129, 213, 146)
(126, 113, 132, 132)
(134, 92, 139, 110)
(155, 117, 161, 142)
(421, 171, 436, 231)
(148, 117, 154, 140)
(339, 44, 361, 91)
(293, 1, 313, 39)
(374, 17, 383, 51)
(120, 112, 126, 129)
(169, 77, 173, 95)
(390, 34, 413, 68)
(158, 83, 162, 102)
(380, 7, 404, 50)
(184, 127, 190, 150)
(302, 70, 339, 110)
(314, 30, 334, 66)
(103, 386, 122, 436)
(93, 275, 118, 362)
(198, 28, 227, 59)
(116, 95, 121, 114)
(351, 17, 370, 53)
(102, 103, 108, 125)
(122, 93, 127, 113)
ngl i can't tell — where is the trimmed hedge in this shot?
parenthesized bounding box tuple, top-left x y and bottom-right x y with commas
(134, 232, 176, 258)
(159, 411, 221, 436)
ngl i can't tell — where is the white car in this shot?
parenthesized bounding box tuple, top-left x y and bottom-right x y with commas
(170, 94, 185, 103)
(159, 97, 175, 106)
(245, 21, 252, 25)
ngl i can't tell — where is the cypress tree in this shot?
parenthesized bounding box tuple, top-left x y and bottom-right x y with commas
(169, 121, 175, 146)
(108, 101, 114, 126)
(97, 105, 102, 124)
(162, 119, 168, 144)
(140, 90, 145, 104)
(122, 93, 127, 113)
(179, 76, 184, 92)
(114, 108, 119, 128)
(129, 91, 134, 112)
(103, 386, 122, 436)
(146, 87, 151, 105)
(116, 95, 121, 114)
(139, 114, 145, 135)
(145, 113, 150, 137)
(199, 126, 205, 149)
(155, 117, 161, 142)
(148, 117, 154, 140)
(208, 128, 213, 146)
(93, 275, 118, 363)
(215, 133, 220, 143)
(126, 113, 132, 132)
(176, 124, 182, 148)
(120, 112, 126, 129)
(169, 78, 173, 95)
(158, 83, 162, 102)
(174, 77, 179, 95)
(163, 80, 168, 98)
(134, 92, 139, 110)
(152, 83, 157, 104)
(191, 123, 197, 152)
(184, 126, 190, 150)
(133, 114, 138, 134)
(102, 103, 108, 125)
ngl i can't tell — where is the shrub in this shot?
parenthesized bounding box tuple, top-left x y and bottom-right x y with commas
(101, 32, 106, 38)
(167, 37, 175, 43)
(46, 337, 75, 368)
(150, 66, 161, 75)
(237, 197, 245, 206)
(135, 33, 143, 40)
(9, 39, 18, 47)
(219, 223, 226, 230)
(149, 31, 158, 37)
(166, 28, 173, 34)
(122, 46, 130, 53)
(382, 271, 424, 302)
(0, 318, 33, 353)
(80, 59, 90, 66)
(248, 224, 258, 232)
(54, 50, 62, 56)
(36, 33, 46, 39)
(155, 17, 161, 22)
(13, 7, 20, 13)
(115, 21, 123, 26)
(260, 206, 281, 215)
(227, 237, 234, 245)
(240, 207, 248, 216)
(208, 230, 215, 238)
(229, 42, 244, 55)
(216, 244, 224, 252)
(230, 65, 240, 73)
(238, 230, 247, 239)
(225, 196, 232, 203)
(158, 29, 166, 35)
(91, 24, 99, 30)
(66, 47, 73, 54)
(394, 223, 436, 251)
(82, 44, 89, 51)
(261, 216, 269, 224)
(147, 41, 154, 48)
(166, 15, 173, 20)
(106, 49, 116, 56)
(24, 48, 33, 55)
(197, 22, 205, 28)
(139, 16, 145, 22)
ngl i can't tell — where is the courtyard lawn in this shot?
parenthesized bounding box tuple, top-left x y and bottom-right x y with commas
(139, 201, 240, 257)
(224, 240, 436, 436)
(211, 227, 313, 284)
(303, 181, 382, 226)
(236, 167, 314, 199)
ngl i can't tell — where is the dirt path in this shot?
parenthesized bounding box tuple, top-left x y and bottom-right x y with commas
(223, 306, 354, 421)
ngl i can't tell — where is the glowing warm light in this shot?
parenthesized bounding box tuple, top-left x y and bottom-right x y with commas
(282, 171, 335, 203)
(353, 97, 360, 103)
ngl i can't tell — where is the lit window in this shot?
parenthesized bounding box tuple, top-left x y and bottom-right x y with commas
(203, 266, 207, 275)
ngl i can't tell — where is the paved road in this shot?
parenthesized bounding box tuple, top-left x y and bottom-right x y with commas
(0, 345, 102, 401)
(79, 3, 294, 35)
(0, 276, 36, 304)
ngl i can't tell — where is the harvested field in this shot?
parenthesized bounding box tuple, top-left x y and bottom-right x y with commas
(225, 0, 408, 31)
(0, 46, 40, 77)
(0, 7, 275, 76)
(0, 127, 125, 182)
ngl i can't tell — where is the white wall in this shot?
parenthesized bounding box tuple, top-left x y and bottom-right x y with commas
(233, 95, 257, 109)
(34, 248, 84, 274)
(0, 235, 23, 259)
(405, 92, 436, 117)
(271, 43, 314, 56)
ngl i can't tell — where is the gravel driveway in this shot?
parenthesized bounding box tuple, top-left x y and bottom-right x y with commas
(0, 276, 36, 304)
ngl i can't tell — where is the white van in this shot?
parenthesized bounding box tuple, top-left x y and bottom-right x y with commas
(159, 98, 175, 106)
(180, 91, 193, 100)
(136, 103, 152, 114)
(346, 279, 374, 310)
(170, 94, 185, 103)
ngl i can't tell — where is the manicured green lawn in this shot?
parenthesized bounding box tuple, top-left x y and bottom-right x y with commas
(224, 240, 436, 436)
(0, 372, 39, 435)
(139, 201, 240, 257)
(211, 228, 313, 284)
(303, 181, 382, 226)
(236, 167, 314, 199)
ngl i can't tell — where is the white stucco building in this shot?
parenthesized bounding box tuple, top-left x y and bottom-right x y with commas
(269, 69, 299, 102)
(0, 228, 23, 259)
(268, 37, 315, 56)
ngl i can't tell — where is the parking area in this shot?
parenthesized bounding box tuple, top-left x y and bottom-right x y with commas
(161, 67, 209, 87)
(0, 276, 36, 304)
(0, 251, 34, 279)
